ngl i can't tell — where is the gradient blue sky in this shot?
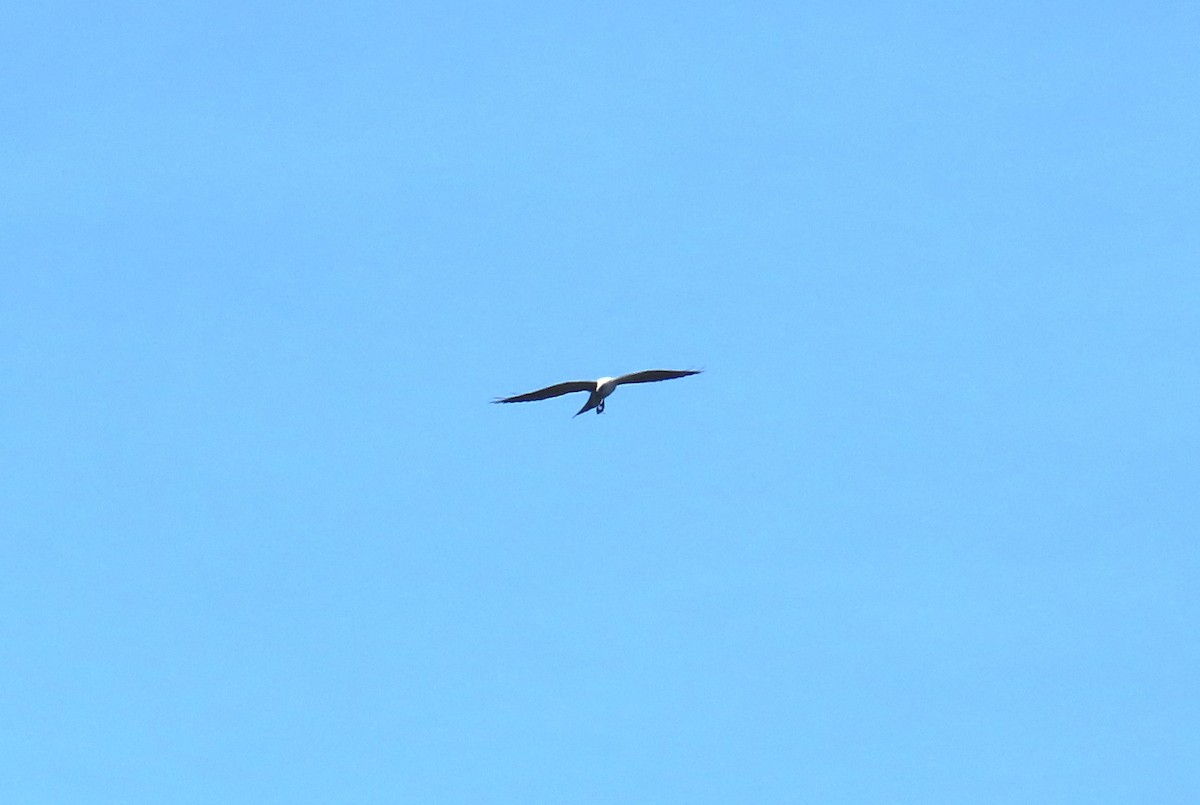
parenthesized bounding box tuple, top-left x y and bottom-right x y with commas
(3, 2, 1198, 802)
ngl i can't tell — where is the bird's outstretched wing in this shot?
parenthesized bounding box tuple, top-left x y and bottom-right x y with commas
(614, 369, 702, 386)
(493, 380, 595, 404)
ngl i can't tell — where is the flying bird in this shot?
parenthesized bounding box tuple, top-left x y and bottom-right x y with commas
(493, 369, 702, 417)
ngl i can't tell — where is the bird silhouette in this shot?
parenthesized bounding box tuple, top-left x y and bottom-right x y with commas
(493, 369, 702, 417)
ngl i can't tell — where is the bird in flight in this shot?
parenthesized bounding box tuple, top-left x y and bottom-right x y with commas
(493, 369, 702, 417)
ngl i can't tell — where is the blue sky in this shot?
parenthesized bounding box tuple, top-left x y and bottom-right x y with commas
(3, 2, 1198, 802)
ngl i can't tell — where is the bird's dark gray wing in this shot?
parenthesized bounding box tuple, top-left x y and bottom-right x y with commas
(493, 380, 594, 404)
(614, 369, 702, 386)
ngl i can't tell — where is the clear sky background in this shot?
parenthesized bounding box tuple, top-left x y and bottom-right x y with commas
(3, 2, 1198, 802)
